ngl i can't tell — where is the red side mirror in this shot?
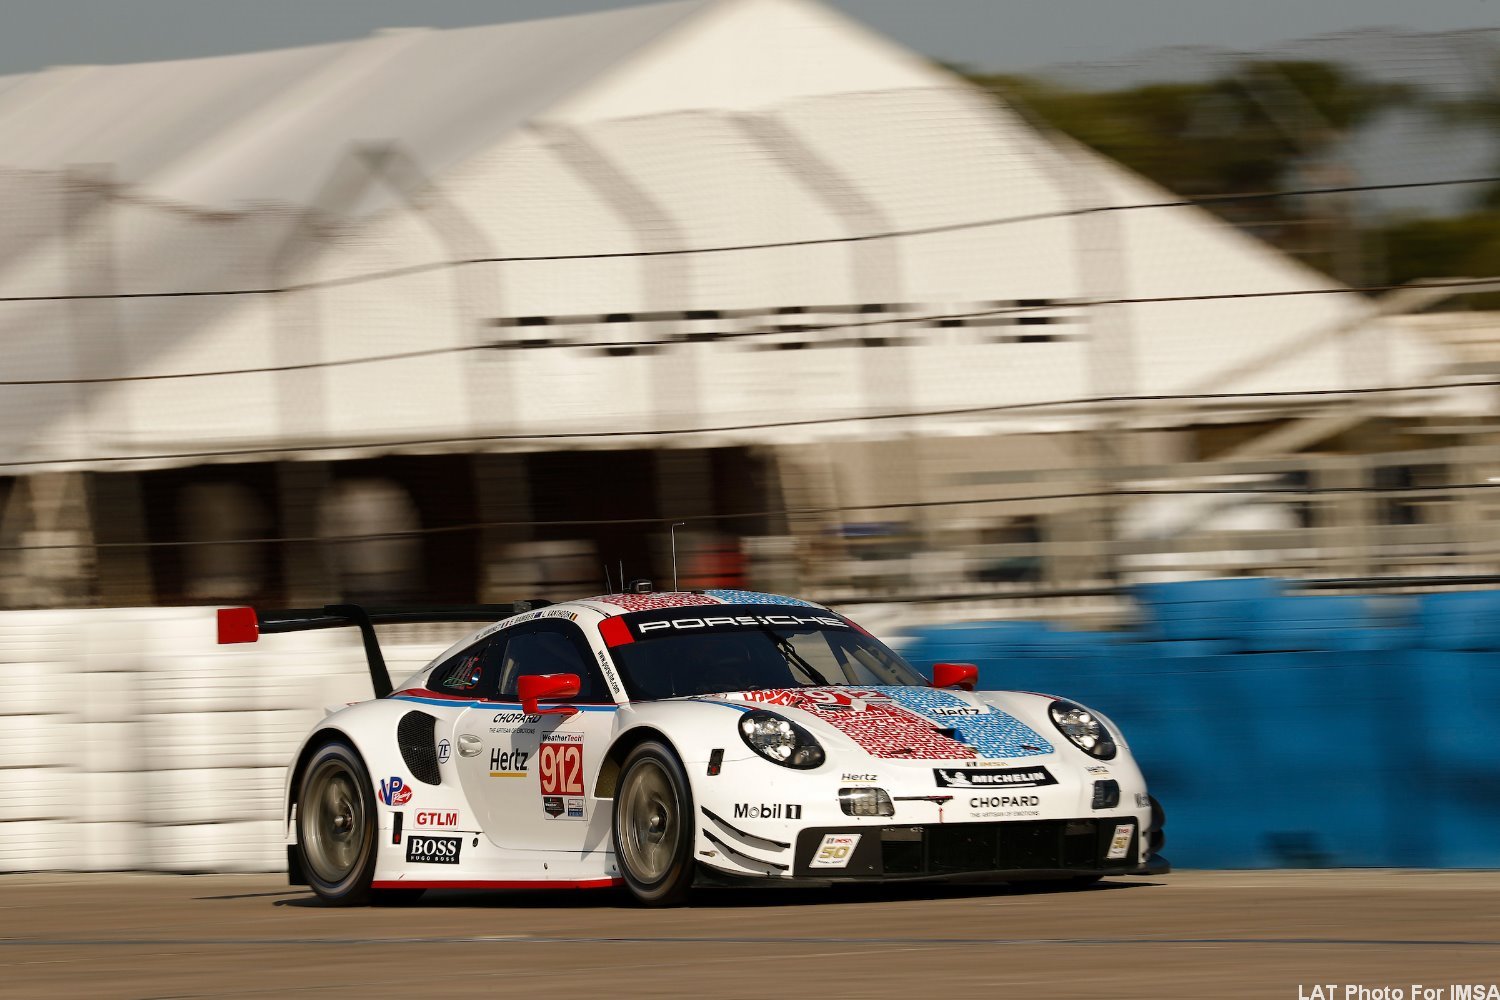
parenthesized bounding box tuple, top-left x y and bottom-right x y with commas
(932, 662, 979, 691)
(518, 673, 581, 716)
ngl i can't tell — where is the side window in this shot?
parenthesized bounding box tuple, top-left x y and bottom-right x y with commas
(430, 638, 500, 698)
(497, 621, 610, 703)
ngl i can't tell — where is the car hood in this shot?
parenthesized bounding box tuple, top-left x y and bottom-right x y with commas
(704, 685, 1057, 763)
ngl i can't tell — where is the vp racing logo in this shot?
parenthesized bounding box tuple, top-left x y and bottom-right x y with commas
(932, 766, 1056, 789)
(378, 776, 412, 806)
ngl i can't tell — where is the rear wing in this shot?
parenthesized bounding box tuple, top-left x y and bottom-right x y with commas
(216, 602, 548, 698)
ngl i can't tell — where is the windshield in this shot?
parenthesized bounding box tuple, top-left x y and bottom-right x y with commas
(604, 604, 927, 700)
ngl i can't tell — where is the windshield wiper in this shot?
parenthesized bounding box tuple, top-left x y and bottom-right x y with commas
(750, 624, 830, 686)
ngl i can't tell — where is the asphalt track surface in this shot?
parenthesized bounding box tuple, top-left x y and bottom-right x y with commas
(3, 871, 1499, 999)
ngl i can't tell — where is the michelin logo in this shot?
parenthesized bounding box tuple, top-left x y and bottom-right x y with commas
(933, 766, 1056, 789)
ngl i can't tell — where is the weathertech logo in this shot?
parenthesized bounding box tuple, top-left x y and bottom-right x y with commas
(733, 802, 803, 820)
(933, 766, 1057, 789)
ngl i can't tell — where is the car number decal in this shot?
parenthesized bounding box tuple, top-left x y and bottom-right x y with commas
(539, 734, 587, 821)
(539, 742, 584, 796)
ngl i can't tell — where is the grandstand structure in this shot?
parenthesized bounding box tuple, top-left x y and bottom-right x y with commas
(0, 0, 1491, 610)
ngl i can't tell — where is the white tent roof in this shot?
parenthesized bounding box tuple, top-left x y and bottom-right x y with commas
(0, 0, 945, 213)
(0, 3, 713, 211)
(0, 0, 1474, 472)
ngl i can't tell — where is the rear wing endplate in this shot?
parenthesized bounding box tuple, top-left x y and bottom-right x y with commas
(216, 602, 548, 698)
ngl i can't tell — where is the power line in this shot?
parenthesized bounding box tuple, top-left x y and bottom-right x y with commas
(0, 174, 1495, 308)
(3, 275, 1499, 388)
(2, 373, 1495, 469)
(8, 479, 1500, 552)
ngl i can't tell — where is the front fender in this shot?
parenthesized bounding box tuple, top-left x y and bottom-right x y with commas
(281, 698, 443, 837)
(596, 700, 755, 800)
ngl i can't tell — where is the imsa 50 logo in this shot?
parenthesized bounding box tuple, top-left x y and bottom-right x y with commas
(405, 835, 462, 865)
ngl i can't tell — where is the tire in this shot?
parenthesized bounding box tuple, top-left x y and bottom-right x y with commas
(295, 738, 380, 906)
(612, 740, 695, 906)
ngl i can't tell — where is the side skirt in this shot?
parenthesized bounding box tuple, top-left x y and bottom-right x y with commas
(371, 877, 622, 891)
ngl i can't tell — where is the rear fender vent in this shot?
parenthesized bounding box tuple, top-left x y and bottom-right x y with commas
(397, 711, 442, 785)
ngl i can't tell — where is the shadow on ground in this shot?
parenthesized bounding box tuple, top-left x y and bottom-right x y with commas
(268, 877, 1164, 910)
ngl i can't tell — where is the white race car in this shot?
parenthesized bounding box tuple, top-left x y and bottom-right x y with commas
(218, 589, 1167, 906)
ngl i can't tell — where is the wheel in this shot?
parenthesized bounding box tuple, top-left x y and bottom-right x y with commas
(612, 741, 695, 906)
(296, 738, 379, 906)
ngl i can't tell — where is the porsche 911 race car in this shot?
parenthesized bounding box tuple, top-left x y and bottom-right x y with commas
(217, 588, 1167, 906)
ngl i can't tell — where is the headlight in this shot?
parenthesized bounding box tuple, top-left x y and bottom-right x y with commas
(738, 710, 825, 769)
(838, 787, 895, 817)
(1048, 700, 1117, 760)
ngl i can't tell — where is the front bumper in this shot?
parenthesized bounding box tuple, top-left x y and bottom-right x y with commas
(697, 814, 1168, 884)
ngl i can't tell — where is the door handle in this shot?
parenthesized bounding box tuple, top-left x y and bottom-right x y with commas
(457, 733, 484, 757)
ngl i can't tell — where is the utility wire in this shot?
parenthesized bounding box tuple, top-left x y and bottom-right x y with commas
(3, 275, 1499, 388)
(0, 174, 1494, 308)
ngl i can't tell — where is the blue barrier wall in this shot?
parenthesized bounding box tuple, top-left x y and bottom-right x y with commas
(898, 580, 1500, 869)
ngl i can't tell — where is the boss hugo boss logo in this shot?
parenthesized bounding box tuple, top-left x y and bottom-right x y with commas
(933, 766, 1057, 789)
(733, 802, 803, 820)
(405, 835, 462, 864)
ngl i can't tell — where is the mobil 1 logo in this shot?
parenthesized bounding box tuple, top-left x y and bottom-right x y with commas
(734, 802, 802, 820)
(405, 835, 463, 865)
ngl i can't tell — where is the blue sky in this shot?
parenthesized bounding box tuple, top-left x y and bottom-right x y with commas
(0, 0, 1496, 75)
